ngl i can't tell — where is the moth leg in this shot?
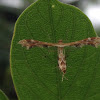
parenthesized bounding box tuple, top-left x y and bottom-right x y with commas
(62, 73, 68, 81)
(57, 66, 68, 81)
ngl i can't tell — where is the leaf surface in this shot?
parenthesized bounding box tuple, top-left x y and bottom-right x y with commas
(10, 0, 100, 100)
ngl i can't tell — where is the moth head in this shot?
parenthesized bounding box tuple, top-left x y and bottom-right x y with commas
(58, 40, 63, 44)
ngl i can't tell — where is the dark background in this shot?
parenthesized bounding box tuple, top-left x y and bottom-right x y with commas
(0, 0, 100, 99)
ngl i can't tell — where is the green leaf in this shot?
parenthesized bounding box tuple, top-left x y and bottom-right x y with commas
(0, 90, 9, 100)
(10, 0, 100, 100)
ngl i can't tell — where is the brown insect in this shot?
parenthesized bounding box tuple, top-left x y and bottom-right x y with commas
(18, 37, 100, 81)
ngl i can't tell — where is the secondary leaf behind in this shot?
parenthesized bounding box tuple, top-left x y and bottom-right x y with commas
(0, 90, 9, 100)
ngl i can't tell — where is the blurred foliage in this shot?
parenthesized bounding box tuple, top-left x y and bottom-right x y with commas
(0, 5, 21, 100)
(24, 0, 37, 4)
